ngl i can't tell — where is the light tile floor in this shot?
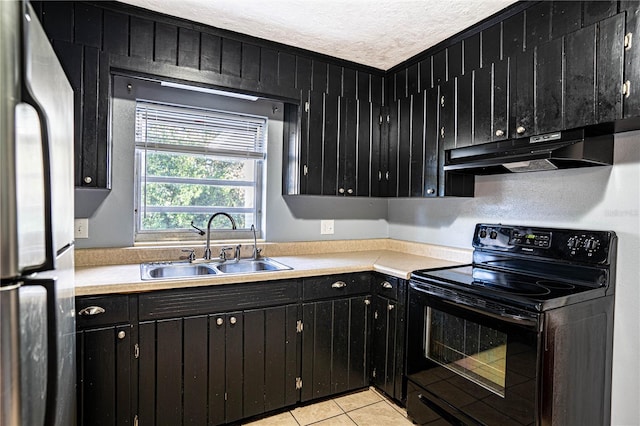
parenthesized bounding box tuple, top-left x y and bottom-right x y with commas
(244, 387, 412, 426)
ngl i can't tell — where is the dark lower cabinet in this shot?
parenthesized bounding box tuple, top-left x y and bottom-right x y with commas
(370, 275, 407, 403)
(138, 304, 299, 425)
(76, 296, 133, 426)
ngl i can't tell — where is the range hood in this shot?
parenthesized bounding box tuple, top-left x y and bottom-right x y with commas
(444, 129, 614, 175)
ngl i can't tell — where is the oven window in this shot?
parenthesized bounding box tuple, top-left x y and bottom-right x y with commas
(425, 307, 507, 397)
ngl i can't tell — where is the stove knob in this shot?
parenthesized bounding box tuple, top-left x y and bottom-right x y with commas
(489, 230, 498, 239)
(585, 238, 599, 251)
(567, 237, 579, 249)
(479, 229, 487, 238)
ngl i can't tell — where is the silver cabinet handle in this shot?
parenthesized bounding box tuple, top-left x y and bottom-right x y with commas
(426, 188, 435, 195)
(516, 126, 526, 134)
(440, 127, 445, 138)
(331, 281, 347, 289)
(381, 281, 393, 289)
(216, 318, 223, 326)
(339, 188, 345, 194)
(347, 188, 353, 194)
(440, 95, 445, 107)
(495, 129, 504, 137)
(78, 306, 105, 316)
(229, 316, 237, 325)
(117, 331, 126, 340)
(83, 176, 92, 184)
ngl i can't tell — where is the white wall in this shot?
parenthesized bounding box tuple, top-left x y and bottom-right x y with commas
(387, 131, 640, 425)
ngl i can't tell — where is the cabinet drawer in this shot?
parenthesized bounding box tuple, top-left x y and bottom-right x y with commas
(374, 275, 400, 300)
(76, 295, 130, 328)
(302, 273, 372, 301)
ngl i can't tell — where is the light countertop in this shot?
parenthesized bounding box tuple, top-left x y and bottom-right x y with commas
(75, 240, 471, 296)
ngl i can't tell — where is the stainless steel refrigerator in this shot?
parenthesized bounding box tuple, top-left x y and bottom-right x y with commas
(1, 1, 76, 425)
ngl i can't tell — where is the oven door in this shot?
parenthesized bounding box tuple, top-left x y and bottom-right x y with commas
(406, 281, 542, 426)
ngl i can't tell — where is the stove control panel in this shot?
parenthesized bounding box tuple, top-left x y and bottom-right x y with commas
(473, 224, 616, 265)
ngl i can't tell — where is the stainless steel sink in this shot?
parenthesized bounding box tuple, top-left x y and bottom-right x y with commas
(140, 258, 291, 280)
(140, 262, 218, 280)
(215, 258, 291, 274)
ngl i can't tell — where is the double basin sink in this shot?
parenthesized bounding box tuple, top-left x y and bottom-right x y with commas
(140, 258, 292, 280)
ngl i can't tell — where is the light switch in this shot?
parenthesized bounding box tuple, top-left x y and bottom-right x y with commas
(74, 218, 89, 239)
(320, 220, 334, 235)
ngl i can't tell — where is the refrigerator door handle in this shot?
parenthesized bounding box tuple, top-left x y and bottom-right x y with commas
(22, 278, 57, 426)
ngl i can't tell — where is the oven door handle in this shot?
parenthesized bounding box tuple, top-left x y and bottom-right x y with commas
(411, 284, 539, 328)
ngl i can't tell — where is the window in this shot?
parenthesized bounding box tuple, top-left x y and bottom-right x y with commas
(134, 100, 267, 241)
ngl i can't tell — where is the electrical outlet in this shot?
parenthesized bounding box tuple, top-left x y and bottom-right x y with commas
(74, 218, 89, 239)
(320, 220, 334, 235)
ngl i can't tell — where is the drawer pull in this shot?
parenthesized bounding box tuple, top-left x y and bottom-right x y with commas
(331, 281, 347, 289)
(216, 318, 224, 326)
(78, 306, 105, 316)
(117, 331, 126, 340)
(229, 316, 237, 325)
(381, 281, 393, 289)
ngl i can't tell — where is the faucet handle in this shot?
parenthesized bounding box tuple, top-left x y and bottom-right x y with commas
(219, 247, 233, 261)
(181, 249, 196, 262)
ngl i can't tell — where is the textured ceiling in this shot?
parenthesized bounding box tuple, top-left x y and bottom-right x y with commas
(117, 0, 516, 70)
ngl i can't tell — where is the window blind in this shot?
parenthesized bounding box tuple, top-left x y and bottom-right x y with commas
(135, 101, 267, 159)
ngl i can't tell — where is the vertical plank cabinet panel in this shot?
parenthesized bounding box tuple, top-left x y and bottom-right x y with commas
(410, 93, 425, 197)
(386, 101, 399, 197)
(241, 43, 261, 82)
(103, 10, 129, 56)
(395, 69, 407, 101)
(511, 49, 534, 138)
(221, 38, 242, 77)
(525, 2, 551, 50)
(279, 52, 297, 89)
(332, 299, 350, 394)
(41, 1, 73, 42)
(74, 3, 102, 49)
(622, 1, 640, 118)
(347, 297, 370, 391)
(306, 91, 324, 195)
(419, 56, 432, 91)
(482, 23, 502, 67)
(243, 310, 266, 418)
(596, 13, 625, 123)
(322, 94, 339, 195)
(284, 304, 300, 407)
(371, 74, 383, 105)
(81, 47, 100, 187)
(225, 312, 244, 424)
(302, 301, 333, 401)
(177, 27, 200, 70)
(551, 2, 582, 40)
(200, 33, 222, 74)
(357, 100, 372, 196)
(138, 322, 156, 426)
(433, 50, 447, 85)
(535, 38, 563, 134)
(584, 1, 618, 27)
(448, 42, 463, 80)
(296, 57, 313, 91)
(357, 71, 370, 101)
(503, 12, 524, 59)
(328, 64, 343, 97)
(493, 59, 510, 141)
(208, 314, 226, 426)
(260, 48, 278, 89)
(153, 22, 177, 64)
(370, 103, 383, 197)
(439, 80, 455, 151)
(129, 17, 154, 61)
(155, 319, 182, 425)
(312, 61, 328, 93)
(297, 91, 310, 195)
(371, 296, 389, 395)
(338, 97, 358, 196)
(397, 97, 412, 197)
(264, 306, 295, 411)
(300, 303, 316, 402)
(408, 63, 419, 95)
(456, 73, 473, 148)
(473, 66, 492, 145)
(463, 33, 480, 75)
(424, 88, 439, 197)
(565, 25, 597, 129)
(343, 68, 357, 99)
(183, 316, 208, 425)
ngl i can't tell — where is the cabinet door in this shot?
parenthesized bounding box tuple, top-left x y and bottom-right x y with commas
(565, 24, 597, 129)
(301, 296, 371, 402)
(473, 66, 492, 145)
(385, 101, 399, 197)
(338, 96, 358, 196)
(397, 96, 412, 197)
(456, 73, 473, 148)
(596, 13, 624, 123)
(323, 94, 340, 195)
(76, 324, 132, 426)
(356, 100, 372, 196)
(371, 296, 397, 397)
(370, 103, 384, 197)
(622, 1, 640, 118)
(410, 93, 425, 197)
(306, 90, 324, 195)
(535, 38, 563, 134)
(424, 88, 439, 197)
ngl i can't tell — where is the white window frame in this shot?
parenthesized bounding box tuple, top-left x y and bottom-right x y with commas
(133, 99, 267, 242)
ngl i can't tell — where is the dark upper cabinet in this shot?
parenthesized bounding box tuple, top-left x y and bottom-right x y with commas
(423, 88, 439, 197)
(397, 97, 412, 197)
(338, 97, 358, 196)
(511, 49, 535, 138)
(622, 1, 640, 119)
(535, 37, 564, 134)
(456, 73, 473, 148)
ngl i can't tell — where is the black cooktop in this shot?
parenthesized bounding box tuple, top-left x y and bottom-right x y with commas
(410, 224, 617, 312)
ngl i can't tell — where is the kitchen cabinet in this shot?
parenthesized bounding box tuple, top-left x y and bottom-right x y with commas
(76, 295, 134, 426)
(370, 275, 407, 403)
(300, 274, 372, 401)
(137, 281, 300, 425)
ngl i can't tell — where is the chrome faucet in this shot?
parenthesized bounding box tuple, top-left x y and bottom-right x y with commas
(204, 212, 237, 260)
(251, 224, 261, 260)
